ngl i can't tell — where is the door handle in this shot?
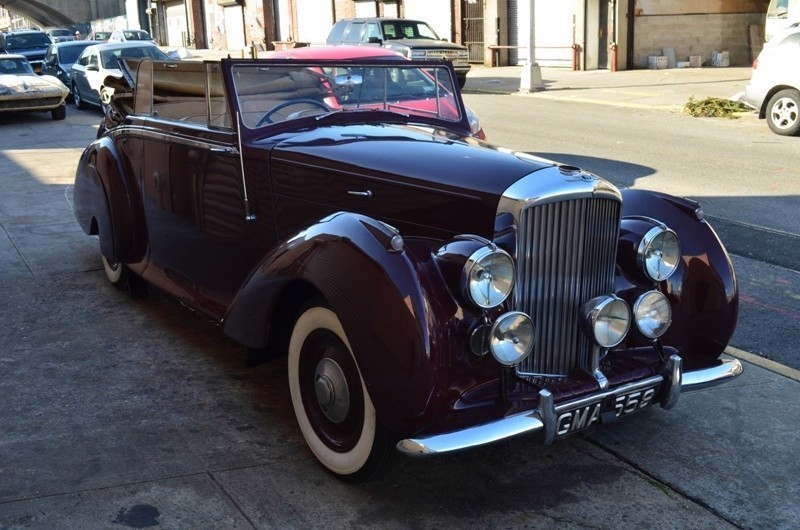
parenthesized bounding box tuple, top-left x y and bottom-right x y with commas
(348, 190, 373, 198)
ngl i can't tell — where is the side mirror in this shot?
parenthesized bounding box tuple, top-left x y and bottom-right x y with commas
(87, 64, 99, 72)
(367, 36, 382, 44)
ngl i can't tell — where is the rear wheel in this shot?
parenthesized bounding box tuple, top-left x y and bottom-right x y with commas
(73, 82, 87, 110)
(766, 89, 800, 136)
(288, 305, 396, 482)
(101, 255, 146, 296)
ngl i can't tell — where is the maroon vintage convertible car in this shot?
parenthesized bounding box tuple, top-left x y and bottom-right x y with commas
(73, 46, 741, 482)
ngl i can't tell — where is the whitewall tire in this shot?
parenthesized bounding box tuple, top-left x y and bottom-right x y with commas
(288, 305, 395, 482)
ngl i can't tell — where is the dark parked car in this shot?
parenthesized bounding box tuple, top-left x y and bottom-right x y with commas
(41, 40, 98, 91)
(73, 47, 741, 482)
(327, 17, 471, 87)
(0, 29, 52, 72)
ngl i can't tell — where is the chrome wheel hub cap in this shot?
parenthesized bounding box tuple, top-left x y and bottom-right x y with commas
(773, 98, 798, 129)
(314, 357, 350, 423)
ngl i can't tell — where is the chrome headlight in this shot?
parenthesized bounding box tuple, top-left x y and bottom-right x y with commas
(638, 226, 680, 281)
(463, 246, 515, 309)
(490, 311, 534, 366)
(580, 295, 631, 348)
(634, 290, 672, 339)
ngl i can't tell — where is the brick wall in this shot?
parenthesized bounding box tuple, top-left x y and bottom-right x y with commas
(634, 0, 768, 15)
(632, 13, 766, 68)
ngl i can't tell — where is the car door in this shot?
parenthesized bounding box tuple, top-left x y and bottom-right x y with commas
(72, 49, 96, 104)
(81, 50, 104, 106)
(133, 60, 272, 317)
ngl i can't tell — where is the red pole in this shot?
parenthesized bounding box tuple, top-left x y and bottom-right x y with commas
(610, 42, 618, 72)
(572, 44, 581, 71)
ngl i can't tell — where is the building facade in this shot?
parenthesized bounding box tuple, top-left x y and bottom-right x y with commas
(128, 0, 770, 69)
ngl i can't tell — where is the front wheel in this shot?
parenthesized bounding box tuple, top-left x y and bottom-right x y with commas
(51, 104, 66, 120)
(766, 89, 800, 136)
(288, 305, 396, 482)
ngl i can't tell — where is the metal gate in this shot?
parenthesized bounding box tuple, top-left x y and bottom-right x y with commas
(463, 0, 484, 63)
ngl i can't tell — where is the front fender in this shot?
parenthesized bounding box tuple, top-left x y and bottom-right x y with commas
(224, 212, 461, 433)
(619, 189, 738, 368)
(73, 136, 146, 262)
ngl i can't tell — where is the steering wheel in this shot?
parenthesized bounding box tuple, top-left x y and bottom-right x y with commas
(256, 99, 330, 126)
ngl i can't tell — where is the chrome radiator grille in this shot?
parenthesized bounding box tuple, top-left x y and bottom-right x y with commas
(515, 197, 621, 377)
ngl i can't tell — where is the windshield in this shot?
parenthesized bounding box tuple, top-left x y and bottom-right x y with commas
(50, 29, 72, 37)
(381, 20, 440, 40)
(0, 57, 34, 74)
(101, 46, 169, 69)
(230, 62, 461, 129)
(122, 30, 152, 41)
(768, 0, 790, 17)
(58, 44, 91, 64)
(5, 33, 52, 50)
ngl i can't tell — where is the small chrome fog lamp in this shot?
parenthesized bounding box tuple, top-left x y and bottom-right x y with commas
(464, 247, 515, 309)
(638, 226, 680, 281)
(634, 290, 672, 339)
(580, 295, 631, 349)
(489, 312, 534, 366)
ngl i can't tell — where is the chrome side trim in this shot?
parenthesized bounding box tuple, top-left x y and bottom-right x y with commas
(681, 358, 743, 392)
(235, 111, 257, 222)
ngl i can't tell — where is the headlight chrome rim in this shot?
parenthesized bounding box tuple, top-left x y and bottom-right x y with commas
(638, 226, 680, 282)
(634, 290, 672, 339)
(463, 246, 515, 309)
(489, 311, 534, 366)
(581, 295, 631, 349)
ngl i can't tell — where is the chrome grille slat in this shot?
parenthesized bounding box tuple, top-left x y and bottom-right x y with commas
(515, 197, 621, 377)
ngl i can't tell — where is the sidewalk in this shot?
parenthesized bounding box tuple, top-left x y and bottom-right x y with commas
(465, 64, 753, 110)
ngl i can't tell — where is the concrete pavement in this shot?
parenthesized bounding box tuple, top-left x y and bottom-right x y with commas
(465, 64, 753, 110)
(0, 63, 798, 529)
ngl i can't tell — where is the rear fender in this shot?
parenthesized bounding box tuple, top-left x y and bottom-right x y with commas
(73, 137, 146, 262)
(224, 212, 453, 431)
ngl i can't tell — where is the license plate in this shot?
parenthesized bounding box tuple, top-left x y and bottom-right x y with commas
(554, 383, 659, 439)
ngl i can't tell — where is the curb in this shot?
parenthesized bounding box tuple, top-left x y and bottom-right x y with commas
(727, 346, 800, 382)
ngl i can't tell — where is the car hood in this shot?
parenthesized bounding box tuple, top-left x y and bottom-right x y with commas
(0, 74, 68, 97)
(269, 123, 553, 238)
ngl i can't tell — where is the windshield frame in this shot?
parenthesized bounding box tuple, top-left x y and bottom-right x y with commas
(221, 57, 470, 139)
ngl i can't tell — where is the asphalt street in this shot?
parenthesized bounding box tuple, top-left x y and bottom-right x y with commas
(0, 65, 798, 529)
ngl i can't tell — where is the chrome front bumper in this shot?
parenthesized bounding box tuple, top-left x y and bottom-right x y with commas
(397, 356, 743, 456)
